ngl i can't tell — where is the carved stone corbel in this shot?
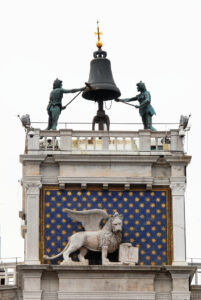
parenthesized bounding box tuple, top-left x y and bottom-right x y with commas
(23, 181, 42, 195)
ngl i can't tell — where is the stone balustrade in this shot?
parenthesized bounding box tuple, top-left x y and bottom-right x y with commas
(0, 263, 17, 286)
(26, 128, 184, 154)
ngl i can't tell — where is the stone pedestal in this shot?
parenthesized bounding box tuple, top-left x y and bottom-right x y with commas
(16, 265, 195, 300)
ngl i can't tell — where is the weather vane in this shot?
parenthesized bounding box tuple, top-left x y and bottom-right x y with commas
(95, 20, 103, 49)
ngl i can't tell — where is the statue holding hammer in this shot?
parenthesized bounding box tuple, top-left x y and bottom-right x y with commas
(46, 79, 85, 130)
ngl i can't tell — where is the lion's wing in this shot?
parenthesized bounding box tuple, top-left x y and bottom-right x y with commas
(64, 208, 108, 231)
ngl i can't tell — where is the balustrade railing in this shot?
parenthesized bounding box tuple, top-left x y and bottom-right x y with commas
(188, 258, 201, 286)
(0, 257, 23, 286)
(26, 128, 184, 154)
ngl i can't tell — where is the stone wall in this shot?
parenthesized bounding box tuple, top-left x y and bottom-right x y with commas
(15, 265, 195, 300)
(0, 286, 18, 300)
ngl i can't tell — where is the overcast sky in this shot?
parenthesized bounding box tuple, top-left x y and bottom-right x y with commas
(0, 0, 201, 261)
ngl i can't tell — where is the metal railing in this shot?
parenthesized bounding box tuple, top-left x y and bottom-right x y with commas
(188, 258, 201, 285)
(31, 121, 179, 132)
(0, 257, 23, 286)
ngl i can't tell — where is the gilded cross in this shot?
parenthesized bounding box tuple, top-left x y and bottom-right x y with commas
(95, 20, 103, 48)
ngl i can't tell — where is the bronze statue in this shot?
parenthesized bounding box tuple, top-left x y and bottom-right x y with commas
(116, 81, 156, 131)
(46, 79, 85, 130)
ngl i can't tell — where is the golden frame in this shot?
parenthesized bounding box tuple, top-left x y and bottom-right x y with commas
(39, 186, 172, 265)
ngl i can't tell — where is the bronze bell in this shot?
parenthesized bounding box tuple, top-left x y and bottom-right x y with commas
(82, 49, 121, 101)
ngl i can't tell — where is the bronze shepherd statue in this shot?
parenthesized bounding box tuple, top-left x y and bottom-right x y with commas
(46, 79, 85, 130)
(116, 81, 156, 131)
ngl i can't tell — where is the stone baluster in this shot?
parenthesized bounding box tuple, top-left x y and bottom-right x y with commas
(139, 130, 151, 152)
(60, 129, 72, 151)
(27, 129, 40, 151)
(24, 179, 42, 264)
(4, 268, 9, 285)
(170, 130, 184, 152)
(102, 134, 109, 150)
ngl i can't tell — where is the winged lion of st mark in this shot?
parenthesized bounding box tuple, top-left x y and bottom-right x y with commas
(43, 209, 123, 265)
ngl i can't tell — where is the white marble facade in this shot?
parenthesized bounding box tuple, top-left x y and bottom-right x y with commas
(16, 128, 195, 300)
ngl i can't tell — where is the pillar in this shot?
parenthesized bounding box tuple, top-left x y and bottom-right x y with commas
(24, 178, 42, 264)
(170, 180, 187, 265)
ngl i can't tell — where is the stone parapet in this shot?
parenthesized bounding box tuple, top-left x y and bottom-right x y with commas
(15, 265, 195, 300)
(24, 128, 185, 155)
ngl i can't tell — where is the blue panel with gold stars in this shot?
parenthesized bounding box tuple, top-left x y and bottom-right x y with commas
(41, 188, 171, 265)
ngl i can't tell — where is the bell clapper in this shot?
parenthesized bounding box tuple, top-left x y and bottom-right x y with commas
(105, 100, 112, 110)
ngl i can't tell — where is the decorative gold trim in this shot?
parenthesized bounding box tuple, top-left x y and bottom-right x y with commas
(39, 185, 172, 265)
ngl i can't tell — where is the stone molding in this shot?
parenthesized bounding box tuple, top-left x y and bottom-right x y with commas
(56, 154, 160, 163)
(23, 290, 42, 299)
(23, 178, 42, 195)
(57, 291, 155, 300)
(43, 176, 170, 187)
(170, 181, 186, 196)
(171, 291, 191, 300)
(57, 271, 156, 279)
(57, 176, 154, 186)
(155, 293, 171, 300)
